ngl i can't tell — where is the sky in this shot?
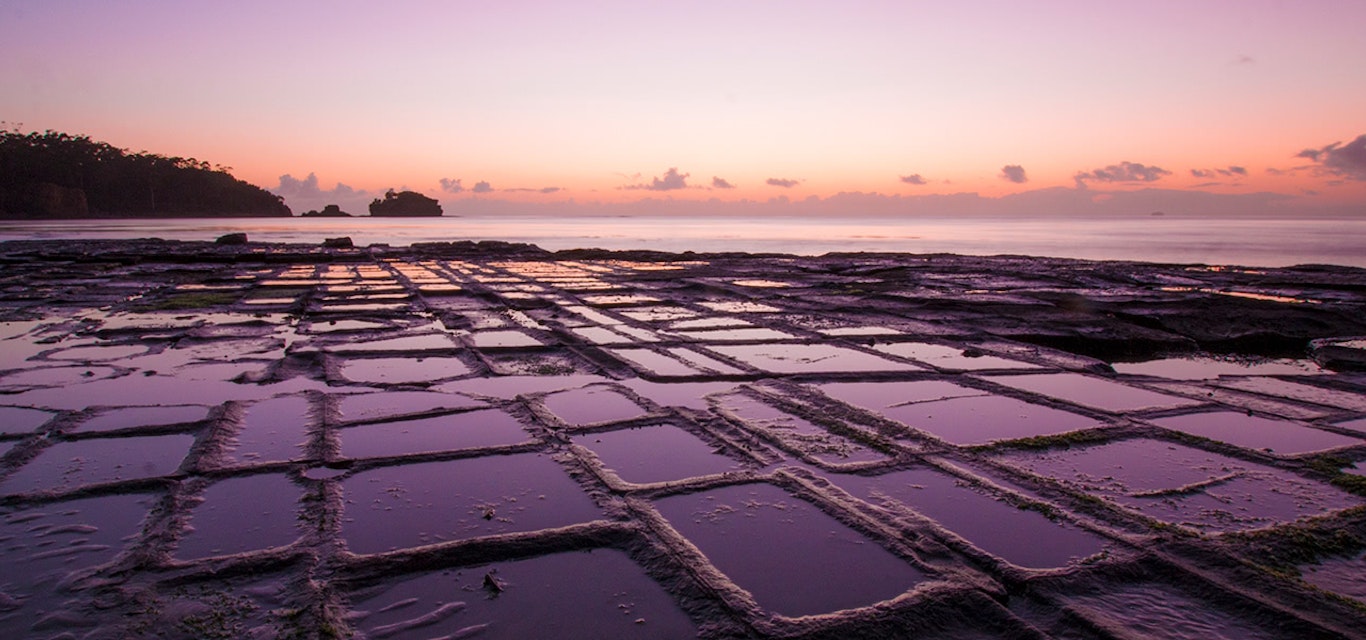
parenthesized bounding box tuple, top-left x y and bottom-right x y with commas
(2, 0, 1365, 217)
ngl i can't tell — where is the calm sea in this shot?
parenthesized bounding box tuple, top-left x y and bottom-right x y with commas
(1, 215, 1364, 268)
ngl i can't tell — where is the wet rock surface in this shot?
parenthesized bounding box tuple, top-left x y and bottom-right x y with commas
(1, 239, 1365, 638)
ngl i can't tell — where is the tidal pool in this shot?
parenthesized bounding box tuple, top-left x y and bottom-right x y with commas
(347, 549, 697, 639)
(618, 379, 739, 411)
(719, 394, 887, 464)
(1, 433, 195, 495)
(828, 467, 1109, 568)
(708, 344, 920, 374)
(673, 328, 797, 342)
(1214, 378, 1366, 413)
(873, 342, 1038, 371)
(871, 394, 1100, 446)
(221, 395, 313, 466)
(336, 390, 484, 423)
(818, 380, 987, 411)
(1151, 411, 1362, 455)
(341, 453, 603, 554)
(542, 386, 648, 425)
(574, 424, 744, 484)
(0, 405, 54, 435)
(985, 373, 1201, 412)
(1066, 582, 1284, 640)
(652, 483, 927, 617)
(608, 348, 704, 377)
(340, 409, 532, 459)
(337, 356, 472, 384)
(176, 473, 301, 559)
(0, 365, 122, 388)
(77, 405, 210, 433)
(1113, 356, 1321, 380)
(996, 438, 1361, 532)
(470, 330, 544, 348)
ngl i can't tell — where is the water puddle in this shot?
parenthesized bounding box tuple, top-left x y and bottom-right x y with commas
(338, 356, 472, 385)
(1066, 582, 1284, 640)
(347, 549, 697, 639)
(542, 386, 648, 425)
(330, 334, 460, 354)
(45, 344, 150, 362)
(732, 279, 792, 288)
(619, 307, 698, 322)
(439, 375, 607, 400)
(1213, 378, 1366, 412)
(336, 391, 484, 423)
(652, 483, 926, 617)
(470, 330, 544, 348)
(829, 467, 1108, 568)
(77, 405, 210, 433)
(996, 438, 1361, 532)
(707, 344, 919, 374)
(674, 328, 797, 342)
(719, 394, 887, 464)
(572, 326, 636, 345)
(668, 348, 744, 375)
(1333, 417, 1366, 435)
(608, 348, 703, 377)
(1113, 356, 1321, 380)
(302, 319, 390, 333)
(1, 433, 195, 495)
(818, 380, 989, 411)
(341, 453, 603, 554)
(1150, 411, 1361, 455)
(872, 342, 1039, 371)
(984, 373, 1201, 412)
(574, 424, 743, 484)
(176, 474, 301, 559)
(818, 326, 904, 337)
(869, 394, 1100, 446)
(0, 365, 122, 388)
(697, 301, 781, 313)
(0, 493, 155, 636)
(581, 294, 660, 306)
(222, 395, 313, 466)
(0, 405, 54, 435)
(340, 409, 532, 459)
(618, 379, 739, 411)
(669, 317, 752, 330)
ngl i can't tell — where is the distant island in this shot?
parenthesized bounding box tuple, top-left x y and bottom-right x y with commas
(369, 189, 443, 217)
(301, 204, 353, 217)
(0, 129, 291, 218)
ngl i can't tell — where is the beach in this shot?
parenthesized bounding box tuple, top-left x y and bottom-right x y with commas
(2, 238, 1365, 638)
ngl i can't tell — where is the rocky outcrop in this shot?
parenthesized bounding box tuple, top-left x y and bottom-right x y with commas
(302, 204, 353, 217)
(369, 190, 443, 217)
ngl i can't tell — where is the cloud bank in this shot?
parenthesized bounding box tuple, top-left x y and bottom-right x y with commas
(625, 167, 691, 191)
(1297, 134, 1366, 180)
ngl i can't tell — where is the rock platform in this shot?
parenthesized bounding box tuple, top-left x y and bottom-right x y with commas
(2, 239, 1366, 638)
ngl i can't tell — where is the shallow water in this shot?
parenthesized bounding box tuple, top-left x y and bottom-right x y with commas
(873, 394, 1101, 446)
(222, 395, 313, 466)
(1301, 552, 1366, 602)
(829, 467, 1109, 568)
(337, 356, 472, 385)
(708, 343, 918, 374)
(985, 373, 1201, 412)
(347, 549, 697, 639)
(1067, 582, 1283, 640)
(339, 409, 532, 459)
(0, 405, 54, 435)
(176, 473, 302, 559)
(1150, 411, 1362, 455)
(1, 433, 196, 495)
(336, 390, 485, 423)
(872, 343, 1039, 371)
(542, 386, 649, 426)
(1112, 356, 1322, 380)
(652, 482, 926, 617)
(77, 405, 210, 433)
(718, 394, 887, 464)
(341, 453, 603, 554)
(574, 424, 744, 484)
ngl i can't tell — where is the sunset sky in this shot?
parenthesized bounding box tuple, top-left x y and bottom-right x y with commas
(3, 0, 1364, 216)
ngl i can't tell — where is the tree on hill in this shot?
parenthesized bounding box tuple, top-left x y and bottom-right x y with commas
(369, 189, 443, 217)
(0, 127, 291, 218)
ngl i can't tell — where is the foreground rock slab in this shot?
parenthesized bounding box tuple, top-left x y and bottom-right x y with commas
(1, 239, 1365, 639)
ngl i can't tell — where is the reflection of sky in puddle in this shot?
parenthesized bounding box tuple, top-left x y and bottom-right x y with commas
(78, 405, 210, 433)
(872, 342, 1038, 371)
(0, 365, 122, 388)
(177, 474, 301, 559)
(669, 316, 751, 330)
(438, 375, 606, 399)
(619, 379, 738, 411)
(329, 334, 461, 353)
(819, 380, 987, 410)
(653, 483, 926, 617)
(873, 394, 1099, 445)
(720, 394, 886, 464)
(618, 307, 698, 322)
(341, 454, 603, 554)
(985, 373, 1201, 412)
(1151, 411, 1361, 455)
(470, 330, 543, 348)
(829, 467, 1108, 568)
(1113, 356, 1321, 379)
(2, 433, 195, 495)
(337, 391, 484, 423)
(674, 327, 796, 342)
(698, 301, 780, 313)
(1067, 583, 1281, 640)
(223, 395, 313, 466)
(574, 424, 742, 484)
(608, 348, 702, 377)
(0, 406, 55, 434)
(818, 326, 904, 337)
(348, 549, 697, 640)
(543, 386, 648, 425)
(45, 344, 150, 361)
(708, 344, 918, 374)
(340, 409, 531, 459)
(338, 356, 471, 384)
(996, 438, 1360, 532)
(1334, 417, 1366, 436)
(1214, 378, 1366, 412)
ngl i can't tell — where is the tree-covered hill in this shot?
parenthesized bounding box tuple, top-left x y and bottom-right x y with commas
(0, 129, 291, 218)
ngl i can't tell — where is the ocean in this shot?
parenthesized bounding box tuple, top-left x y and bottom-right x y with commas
(1, 214, 1363, 268)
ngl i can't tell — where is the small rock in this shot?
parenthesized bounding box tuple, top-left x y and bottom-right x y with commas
(323, 236, 354, 249)
(215, 232, 249, 245)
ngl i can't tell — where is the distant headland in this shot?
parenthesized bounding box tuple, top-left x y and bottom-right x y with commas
(0, 129, 291, 218)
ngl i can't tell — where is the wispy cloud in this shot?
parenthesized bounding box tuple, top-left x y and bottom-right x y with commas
(1297, 134, 1366, 180)
(999, 165, 1028, 184)
(711, 176, 735, 189)
(502, 186, 563, 194)
(1190, 166, 1248, 179)
(766, 177, 800, 188)
(1073, 161, 1170, 188)
(899, 174, 927, 185)
(624, 167, 691, 191)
